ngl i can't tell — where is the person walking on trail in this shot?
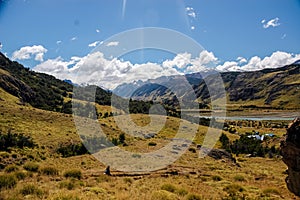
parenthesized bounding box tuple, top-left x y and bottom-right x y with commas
(104, 166, 111, 176)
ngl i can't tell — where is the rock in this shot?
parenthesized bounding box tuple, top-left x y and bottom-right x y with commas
(281, 117, 300, 197)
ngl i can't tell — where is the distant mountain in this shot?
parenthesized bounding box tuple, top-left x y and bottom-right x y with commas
(125, 63, 300, 109)
(113, 70, 216, 98)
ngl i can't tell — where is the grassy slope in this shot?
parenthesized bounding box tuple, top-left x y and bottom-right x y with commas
(0, 89, 299, 199)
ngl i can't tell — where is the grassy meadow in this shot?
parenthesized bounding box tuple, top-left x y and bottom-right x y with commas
(0, 88, 299, 200)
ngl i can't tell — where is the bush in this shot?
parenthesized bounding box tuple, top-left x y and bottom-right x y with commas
(63, 169, 82, 180)
(176, 188, 188, 196)
(188, 147, 196, 153)
(262, 188, 280, 196)
(0, 174, 17, 189)
(233, 175, 245, 182)
(212, 175, 223, 181)
(20, 184, 44, 197)
(186, 193, 203, 200)
(161, 183, 177, 193)
(151, 190, 177, 200)
(223, 184, 244, 195)
(40, 166, 59, 176)
(23, 162, 39, 172)
(4, 165, 19, 173)
(148, 142, 157, 146)
(123, 177, 133, 184)
(54, 195, 80, 200)
(59, 180, 76, 190)
(0, 130, 35, 151)
(14, 171, 27, 180)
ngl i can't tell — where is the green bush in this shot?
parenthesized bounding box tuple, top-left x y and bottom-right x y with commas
(23, 162, 39, 172)
(186, 193, 203, 200)
(63, 169, 82, 180)
(0, 130, 35, 151)
(0, 174, 17, 189)
(4, 165, 19, 173)
(161, 183, 177, 193)
(19, 184, 44, 197)
(40, 166, 59, 176)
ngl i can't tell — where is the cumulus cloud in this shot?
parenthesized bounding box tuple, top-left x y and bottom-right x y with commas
(236, 56, 247, 64)
(96, 29, 100, 33)
(261, 17, 280, 29)
(216, 51, 300, 72)
(56, 40, 62, 45)
(70, 36, 77, 41)
(106, 41, 119, 47)
(12, 45, 47, 62)
(88, 41, 100, 47)
(33, 49, 299, 90)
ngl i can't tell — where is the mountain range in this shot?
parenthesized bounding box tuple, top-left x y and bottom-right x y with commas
(1, 51, 299, 112)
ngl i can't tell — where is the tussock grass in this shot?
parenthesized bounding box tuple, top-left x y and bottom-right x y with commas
(0, 174, 17, 189)
(63, 169, 82, 180)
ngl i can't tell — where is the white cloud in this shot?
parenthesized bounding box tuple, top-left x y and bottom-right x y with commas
(236, 56, 247, 64)
(56, 40, 62, 45)
(262, 17, 280, 29)
(163, 52, 192, 69)
(12, 45, 47, 62)
(186, 7, 196, 18)
(96, 29, 100, 33)
(216, 51, 300, 72)
(88, 41, 100, 47)
(191, 26, 195, 30)
(33, 49, 300, 90)
(106, 41, 119, 47)
(0, 43, 3, 50)
(70, 37, 77, 41)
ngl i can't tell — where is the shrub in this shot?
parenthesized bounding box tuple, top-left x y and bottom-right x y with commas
(0, 174, 17, 189)
(186, 193, 203, 200)
(151, 190, 177, 200)
(0, 130, 35, 151)
(59, 180, 76, 190)
(123, 177, 133, 184)
(233, 175, 245, 182)
(19, 184, 44, 197)
(223, 184, 244, 195)
(23, 162, 39, 172)
(161, 183, 177, 193)
(63, 169, 82, 180)
(188, 147, 196, 153)
(176, 188, 188, 196)
(14, 171, 27, 180)
(262, 188, 280, 196)
(4, 165, 19, 173)
(40, 166, 59, 176)
(54, 195, 80, 200)
(148, 142, 157, 146)
(212, 175, 222, 181)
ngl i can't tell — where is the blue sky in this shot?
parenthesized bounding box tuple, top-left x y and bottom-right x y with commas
(1, 0, 300, 89)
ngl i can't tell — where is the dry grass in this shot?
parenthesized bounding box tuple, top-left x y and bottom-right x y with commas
(0, 89, 299, 199)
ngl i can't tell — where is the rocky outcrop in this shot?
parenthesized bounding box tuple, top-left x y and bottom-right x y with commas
(281, 117, 300, 196)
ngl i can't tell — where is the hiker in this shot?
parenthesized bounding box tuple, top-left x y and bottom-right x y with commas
(104, 166, 111, 176)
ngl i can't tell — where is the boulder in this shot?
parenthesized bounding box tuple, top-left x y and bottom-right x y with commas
(281, 117, 300, 196)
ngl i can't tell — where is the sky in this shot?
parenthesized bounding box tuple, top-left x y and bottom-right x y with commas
(0, 0, 300, 89)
